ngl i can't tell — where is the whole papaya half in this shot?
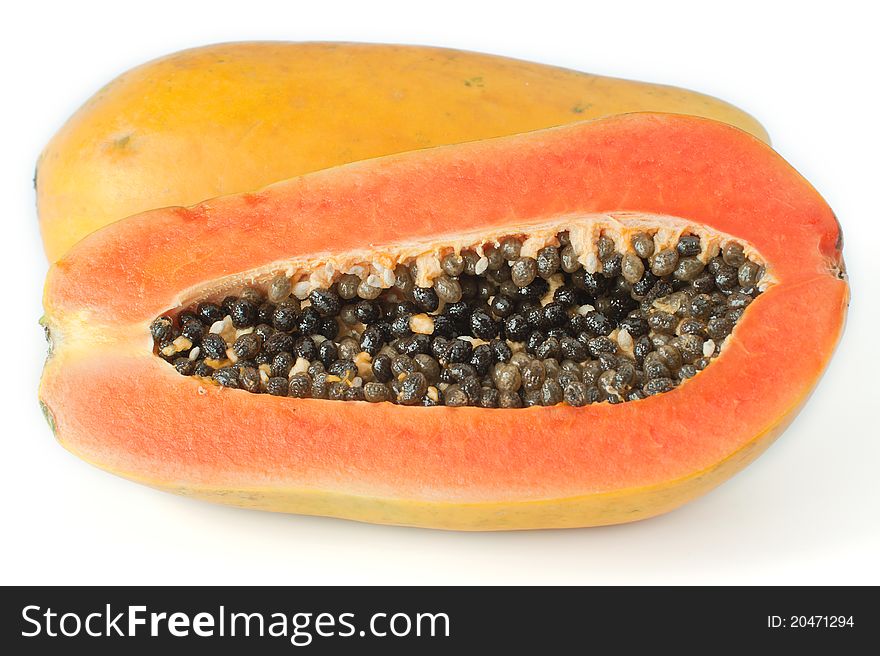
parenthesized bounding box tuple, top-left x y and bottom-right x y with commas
(36, 42, 769, 261)
(39, 114, 845, 530)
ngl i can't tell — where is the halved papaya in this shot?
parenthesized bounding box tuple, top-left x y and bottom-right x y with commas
(39, 113, 846, 530)
(36, 41, 769, 261)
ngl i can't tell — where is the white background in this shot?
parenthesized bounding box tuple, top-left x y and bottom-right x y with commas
(2, 0, 878, 585)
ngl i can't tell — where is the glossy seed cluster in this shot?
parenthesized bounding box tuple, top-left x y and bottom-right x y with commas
(151, 231, 763, 407)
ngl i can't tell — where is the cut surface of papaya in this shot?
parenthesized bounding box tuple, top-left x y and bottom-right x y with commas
(36, 42, 768, 261)
(40, 114, 846, 530)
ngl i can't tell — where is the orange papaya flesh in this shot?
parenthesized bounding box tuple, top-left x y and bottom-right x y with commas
(39, 114, 846, 530)
(36, 41, 769, 261)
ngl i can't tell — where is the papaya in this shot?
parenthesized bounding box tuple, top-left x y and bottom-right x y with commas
(36, 42, 769, 262)
(39, 113, 846, 530)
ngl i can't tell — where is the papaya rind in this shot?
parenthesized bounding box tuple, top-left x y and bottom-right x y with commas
(36, 42, 769, 261)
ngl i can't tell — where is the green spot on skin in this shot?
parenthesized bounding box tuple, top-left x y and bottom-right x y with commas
(39, 316, 53, 357)
(103, 132, 135, 156)
(464, 76, 484, 88)
(572, 103, 593, 114)
(39, 401, 57, 437)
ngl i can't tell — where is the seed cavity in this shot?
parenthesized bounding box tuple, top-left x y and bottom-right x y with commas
(151, 219, 767, 407)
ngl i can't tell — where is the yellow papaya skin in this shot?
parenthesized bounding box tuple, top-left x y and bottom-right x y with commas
(36, 42, 768, 261)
